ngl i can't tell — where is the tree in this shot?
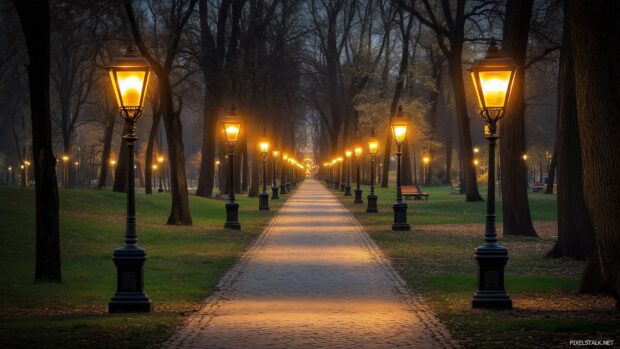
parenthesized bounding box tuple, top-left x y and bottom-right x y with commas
(498, 0, 537, 237)
(395, 0, 483, 201)
(568, 0, 620, 308)
(14, 0, 61, 282)
(125, 0, 196, 225)
(547, 0, 593, 259)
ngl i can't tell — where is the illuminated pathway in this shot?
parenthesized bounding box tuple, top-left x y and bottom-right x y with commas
(165, 179, 456, 349)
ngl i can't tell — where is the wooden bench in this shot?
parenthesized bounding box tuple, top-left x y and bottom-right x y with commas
(450, 180, 461, 194)
(401, 185, 430, 200)
(531, 182, 545, 193)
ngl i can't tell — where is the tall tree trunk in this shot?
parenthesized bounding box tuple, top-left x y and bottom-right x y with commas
(499, 0, 537, 236)
(544, 148, 557, 194)
(144, 110, 161, 194)
(196, 97, 219, 197)
(548, 8, 594, 258)
(15, 0, 61, 282)
(98, 109, 115, 189)
(569, 0, 620, 307)
(112, 123, 129, 193)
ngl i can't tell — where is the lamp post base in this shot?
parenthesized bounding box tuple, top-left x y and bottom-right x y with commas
(280, 184, 287, 195)
(472, 244, 512, 309)
(225, 201, 241, 229)
(259, 192, 269, 211)
(392, 202, 411, 231)
(367, 194, 378, 212)
(354, 189, 363, 203)
(271, 186, 279, 200)
(344, 185, 352, 196)
(108, 246, 151, 313)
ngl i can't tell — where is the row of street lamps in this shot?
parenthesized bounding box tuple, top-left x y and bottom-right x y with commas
(104, 39, 515, 313)
(321, 40, 516, 310)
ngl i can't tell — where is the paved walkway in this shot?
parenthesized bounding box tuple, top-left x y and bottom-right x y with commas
(165, 180, 456, 349)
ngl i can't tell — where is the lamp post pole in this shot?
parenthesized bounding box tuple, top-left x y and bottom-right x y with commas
(259, 148, 269, 211)
(392, 142, 410, 231)
(344, 153, 352, 196)
(367, 153, 378, 212)
(469, 39, 514, 309)
(225, 143, 241, 229)
(354, 150, 363, 203)
(107, 47, 151, 313)
(271, 152, 279, 200)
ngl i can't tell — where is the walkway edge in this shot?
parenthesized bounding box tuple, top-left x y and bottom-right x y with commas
(163, 198, 292, 349)
(323, 182, 460, 349)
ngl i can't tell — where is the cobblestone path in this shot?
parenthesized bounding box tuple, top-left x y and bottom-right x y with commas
(164, 179, 457, 349)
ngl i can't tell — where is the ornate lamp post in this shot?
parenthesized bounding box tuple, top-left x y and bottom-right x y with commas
(109, 158, 116, 183)
(344, 150, 352, 196)
(61, 154, 69, 188)
(337, 157, 344, 191)
(222, 105, 242, 229)
(107, 46, 152, 313)
(354, 146, 363, 204)
(469, 39, 516, 309)
(422, 156, 430, 185)
(390, 106, 411, 231)
(259, 138, 270, 210)
(280, 153, 288, 194)
(157, 155, 165, 192)
(151, 164, 158, 192)
(271, 150, 280, 199)
(367, 136, 379, 212)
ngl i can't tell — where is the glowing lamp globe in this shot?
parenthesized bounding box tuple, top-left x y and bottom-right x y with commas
(367, 137, 380, 155)
(108, 47, 151, 120)
(390, 106, 409, 146)
(423, 156, 430, 165)
(259, 139, 270, 154)
(272, 150, 280, 158)
(337, 157, 343, 163)
(354, 146, 362, 158)
(470, 40, 516, 112)
(345, 150, 352, 159)
(221, 105, 242, 145)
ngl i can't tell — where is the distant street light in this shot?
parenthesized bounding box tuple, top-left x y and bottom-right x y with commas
(157, 156, 165, 192)
(367, 136, 380, 213)
(344, 150, 352, 196)
(422, 156, 430, 185)
(222, 105, 242, 229)
(390, 106, 411, 231)
(107, 46, 152, 313)
(281, 153, 288, 194)
(61, 154, 69, 188)
(354, 146, 363, 204)
(271, 150, 280, 199)
(469, 39, 516, 309)
(337, 157, 344, 191)
(259, 138, 270, 211)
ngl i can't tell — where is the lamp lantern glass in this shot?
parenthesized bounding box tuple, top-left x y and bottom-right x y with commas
(470, 40, 516, 113)
(367, 137, 380, 155)
(108, 47, 151, 119)
(345, 150, 352, 159)
(390, 111, 409, 146)
(354, 146, 362, 158)
(259, 139, 270, 154)
(221, 105, 241, 145)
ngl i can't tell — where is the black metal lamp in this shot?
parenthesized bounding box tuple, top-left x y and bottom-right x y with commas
(107, 46, 152, 313)
(469, 39, 516, 309)
(258, 138, 270, 210)
(390, 106, 411, 231)
(222, 105, 242, 229)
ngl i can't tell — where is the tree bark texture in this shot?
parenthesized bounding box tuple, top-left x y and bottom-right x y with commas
(548, 4, 594, 259)
(569, 0, 620, 307)
(499, 0, 537, 236)
(15, 0, 62, 282)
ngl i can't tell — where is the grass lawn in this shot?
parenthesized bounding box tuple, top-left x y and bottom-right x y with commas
(0, 186, 288, 349)
(336, 183, 620, 349)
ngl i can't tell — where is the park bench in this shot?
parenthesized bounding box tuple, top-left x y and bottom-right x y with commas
(532, 182, 545, 192)
(450, 180, 461, 194)
(401, 185, 429, 200)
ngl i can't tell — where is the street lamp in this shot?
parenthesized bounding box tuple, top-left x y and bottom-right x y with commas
(390, 106, 411, 231)
(367, 136, 379, 212)
(469, 39, 516, 309)
(422, 156, 430, 185)
(344, 150, 352, 196)
(281, 153, 288, 194)
(157, 155, 165, 192)
(222, 105, 242, 229)
(151, 164, 158, 192)
(61, 154, 69, 188)
(258, 138, 270, 211)
(354, 146, 363, 204)
(337, 157, 344, 191)
(271, 150, 280, 199)
(107, 46, 152, 313)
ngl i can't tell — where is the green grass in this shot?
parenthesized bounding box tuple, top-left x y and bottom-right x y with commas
(335, 183, 619, 349)
(0, 186, 287, 349)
